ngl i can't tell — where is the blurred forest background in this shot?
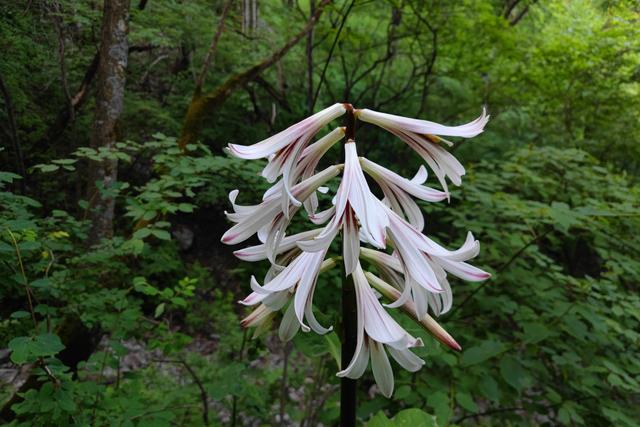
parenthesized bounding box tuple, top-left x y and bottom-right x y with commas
(1, 0, 639, 426)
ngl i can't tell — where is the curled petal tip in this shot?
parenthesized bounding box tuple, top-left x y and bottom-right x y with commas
(221, 233, 235, 244)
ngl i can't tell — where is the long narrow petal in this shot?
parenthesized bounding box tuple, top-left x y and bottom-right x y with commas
(387, 346, 425, 372)
(222, 165, 340, 245)
(370, 339, 394, 398)
(337, 273, 368, 378)
(293, 250, 326, 332)
(233, 229, 322, 261)
(343, 206, 360, 275)
(343, 142, 389, 247)
(366, 272, 461, 352)
(361, 157, 448, 203)
(353, 264, 421, 349)
(358, 107, 488, 138)
(228, 104, 346, 159)
(279, 301, 300, 342)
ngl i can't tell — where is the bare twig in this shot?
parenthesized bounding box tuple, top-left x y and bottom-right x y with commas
(509, 0, 538, 26)
(451, 228, 554, 317)
(231, 328, 248, 427)
(195, 0, 233, 94)
(50, 1, 74, 121)
(178, 0, 332, 151)
(0, 72, 26, 190)
(409, 2, 438, 116)
(306, 0, 316, 114)
(151, 358, 210, 425)
(311, 0, 356, 110)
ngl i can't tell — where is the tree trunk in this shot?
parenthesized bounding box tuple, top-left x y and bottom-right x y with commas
(86, 0, 130, 246)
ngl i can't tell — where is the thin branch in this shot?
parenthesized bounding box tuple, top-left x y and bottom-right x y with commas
(510, 0, 538, 26)
(0, 71, 26, 190)
(450, 228, 554, 317)
(409, 2, 438, 116)
(195, 0, 233, 94)
(153, 359, 209, 426)
(311, 0, 356, 110)
(502, 0, 521, 19)
(254, 75, 291, 111)
(231, 328, 248, 427)
(178, 0, 332, 150)
(306, 0, 315, 114)
(50, 1, 74, 121)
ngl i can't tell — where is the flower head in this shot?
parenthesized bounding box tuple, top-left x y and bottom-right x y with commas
(223, 104, 490, 397)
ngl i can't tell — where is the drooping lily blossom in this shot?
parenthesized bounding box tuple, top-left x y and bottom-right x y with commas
(298, 141, 389, 274)
(336, 264, 424, 398)
(358, 107, 489, 193)
(222, 104, 490, 397)
(228, 104, 346, 210)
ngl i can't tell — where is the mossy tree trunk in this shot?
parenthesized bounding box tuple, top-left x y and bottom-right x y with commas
(86, 0, 131, 247)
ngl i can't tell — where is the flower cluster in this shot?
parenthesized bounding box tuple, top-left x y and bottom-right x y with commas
(222, 103, 490, 397)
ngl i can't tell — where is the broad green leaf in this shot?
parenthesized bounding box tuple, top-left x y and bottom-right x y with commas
(461, 341, 506, 366)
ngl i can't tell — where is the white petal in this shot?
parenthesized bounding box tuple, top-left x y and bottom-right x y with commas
(358, 107, 489, 138)
(293, 250, 326, 332)
(370, 339, 394, 398)
(434, 257, 491, 282)
(411, 165, 428, 184)
(297, 213, 340, 252)
(361, 157, 448, 203)
(304, 301, 333, 335)
(353, 264, 421, 348)
(222, 166, 339, 245)
(387, 346, 425, 372)
(228, 104, 346, 159)
(309, 205, 336, 225)
(360, 247, 403, 272)
(337, 337, 369, 379)
(278, 301, 300, 342)
(343, 207, 360, 275)
(343, 143, 389, 248)
(233, 228, 322, 261)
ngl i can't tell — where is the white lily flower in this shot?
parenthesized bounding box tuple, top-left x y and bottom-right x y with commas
(361, 158, 447, 230)
(228, 103, 346, 160)
(337, 263, 424, 397)
(228, 104, 346, 208)
(262, 127, 345, 218)
(224, 103, 490, 398)
(358, 108, 489, 192)
(299, 141, 389, 274)
(240, 249, 332, 336)
(221, 165, 341, 245)
(233, 228, 322, 261)
(386, 207, 490, 292)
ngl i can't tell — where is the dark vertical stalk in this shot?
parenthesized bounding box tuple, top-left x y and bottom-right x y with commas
(340, 104, 357, 427)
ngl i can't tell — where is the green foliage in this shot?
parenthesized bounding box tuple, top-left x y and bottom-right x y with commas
(1, 0, 639, 425)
